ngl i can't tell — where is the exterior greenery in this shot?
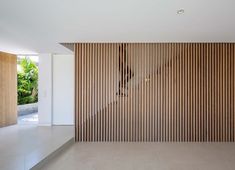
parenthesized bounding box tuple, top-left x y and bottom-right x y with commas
(17, 57, 38, 105)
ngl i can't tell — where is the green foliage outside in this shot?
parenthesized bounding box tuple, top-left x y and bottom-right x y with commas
(17, 57, 38, 105)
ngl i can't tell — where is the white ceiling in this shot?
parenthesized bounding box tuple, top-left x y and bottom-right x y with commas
(0, 0, 235, 54)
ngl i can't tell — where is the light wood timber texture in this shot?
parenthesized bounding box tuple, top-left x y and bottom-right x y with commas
(0, 51, 17, 127)
(75, 43, 235, 142)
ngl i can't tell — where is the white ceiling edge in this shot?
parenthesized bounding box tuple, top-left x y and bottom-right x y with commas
(0, 0, 235, 55)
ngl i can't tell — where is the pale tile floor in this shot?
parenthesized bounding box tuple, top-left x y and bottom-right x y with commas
(41, 142, 235, 170)
(0, 125, 74, 170)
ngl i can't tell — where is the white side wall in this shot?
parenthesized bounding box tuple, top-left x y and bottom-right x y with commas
(52, 54, 74, 125)
(38, 54, 52, 126)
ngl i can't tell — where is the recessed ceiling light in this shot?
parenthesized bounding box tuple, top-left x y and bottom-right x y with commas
(177, 9, 185, 15)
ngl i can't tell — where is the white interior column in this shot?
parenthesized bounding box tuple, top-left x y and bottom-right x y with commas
(38, 54, 53, 126)
(52, 54, 74, 125)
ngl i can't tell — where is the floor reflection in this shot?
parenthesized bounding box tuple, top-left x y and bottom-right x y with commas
(18, 113, 38, 125)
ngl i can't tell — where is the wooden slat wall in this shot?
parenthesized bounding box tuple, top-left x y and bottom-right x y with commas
(0, 51, 17, 127)
(75, 43, 235, 142)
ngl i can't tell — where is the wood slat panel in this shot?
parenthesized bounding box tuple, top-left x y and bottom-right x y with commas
(0, 51, 17, 127)
(74, 43, 235, 142)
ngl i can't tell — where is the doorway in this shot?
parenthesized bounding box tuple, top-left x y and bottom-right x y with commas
(17, 55, 39, 125)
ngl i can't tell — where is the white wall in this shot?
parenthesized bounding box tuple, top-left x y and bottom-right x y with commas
(38, 54, 52, 126)
(52, 54, 74, 125)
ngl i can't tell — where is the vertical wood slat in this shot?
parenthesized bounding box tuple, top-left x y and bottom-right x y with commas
(74, 43, 235, 142)
(0, 52, 17, 127)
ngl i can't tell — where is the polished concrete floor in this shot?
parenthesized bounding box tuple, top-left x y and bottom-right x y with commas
(41, 142, 235, 170)
(0, 124, 74, 170)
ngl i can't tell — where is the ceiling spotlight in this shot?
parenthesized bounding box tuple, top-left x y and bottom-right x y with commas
(177, 9, 185, 15)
